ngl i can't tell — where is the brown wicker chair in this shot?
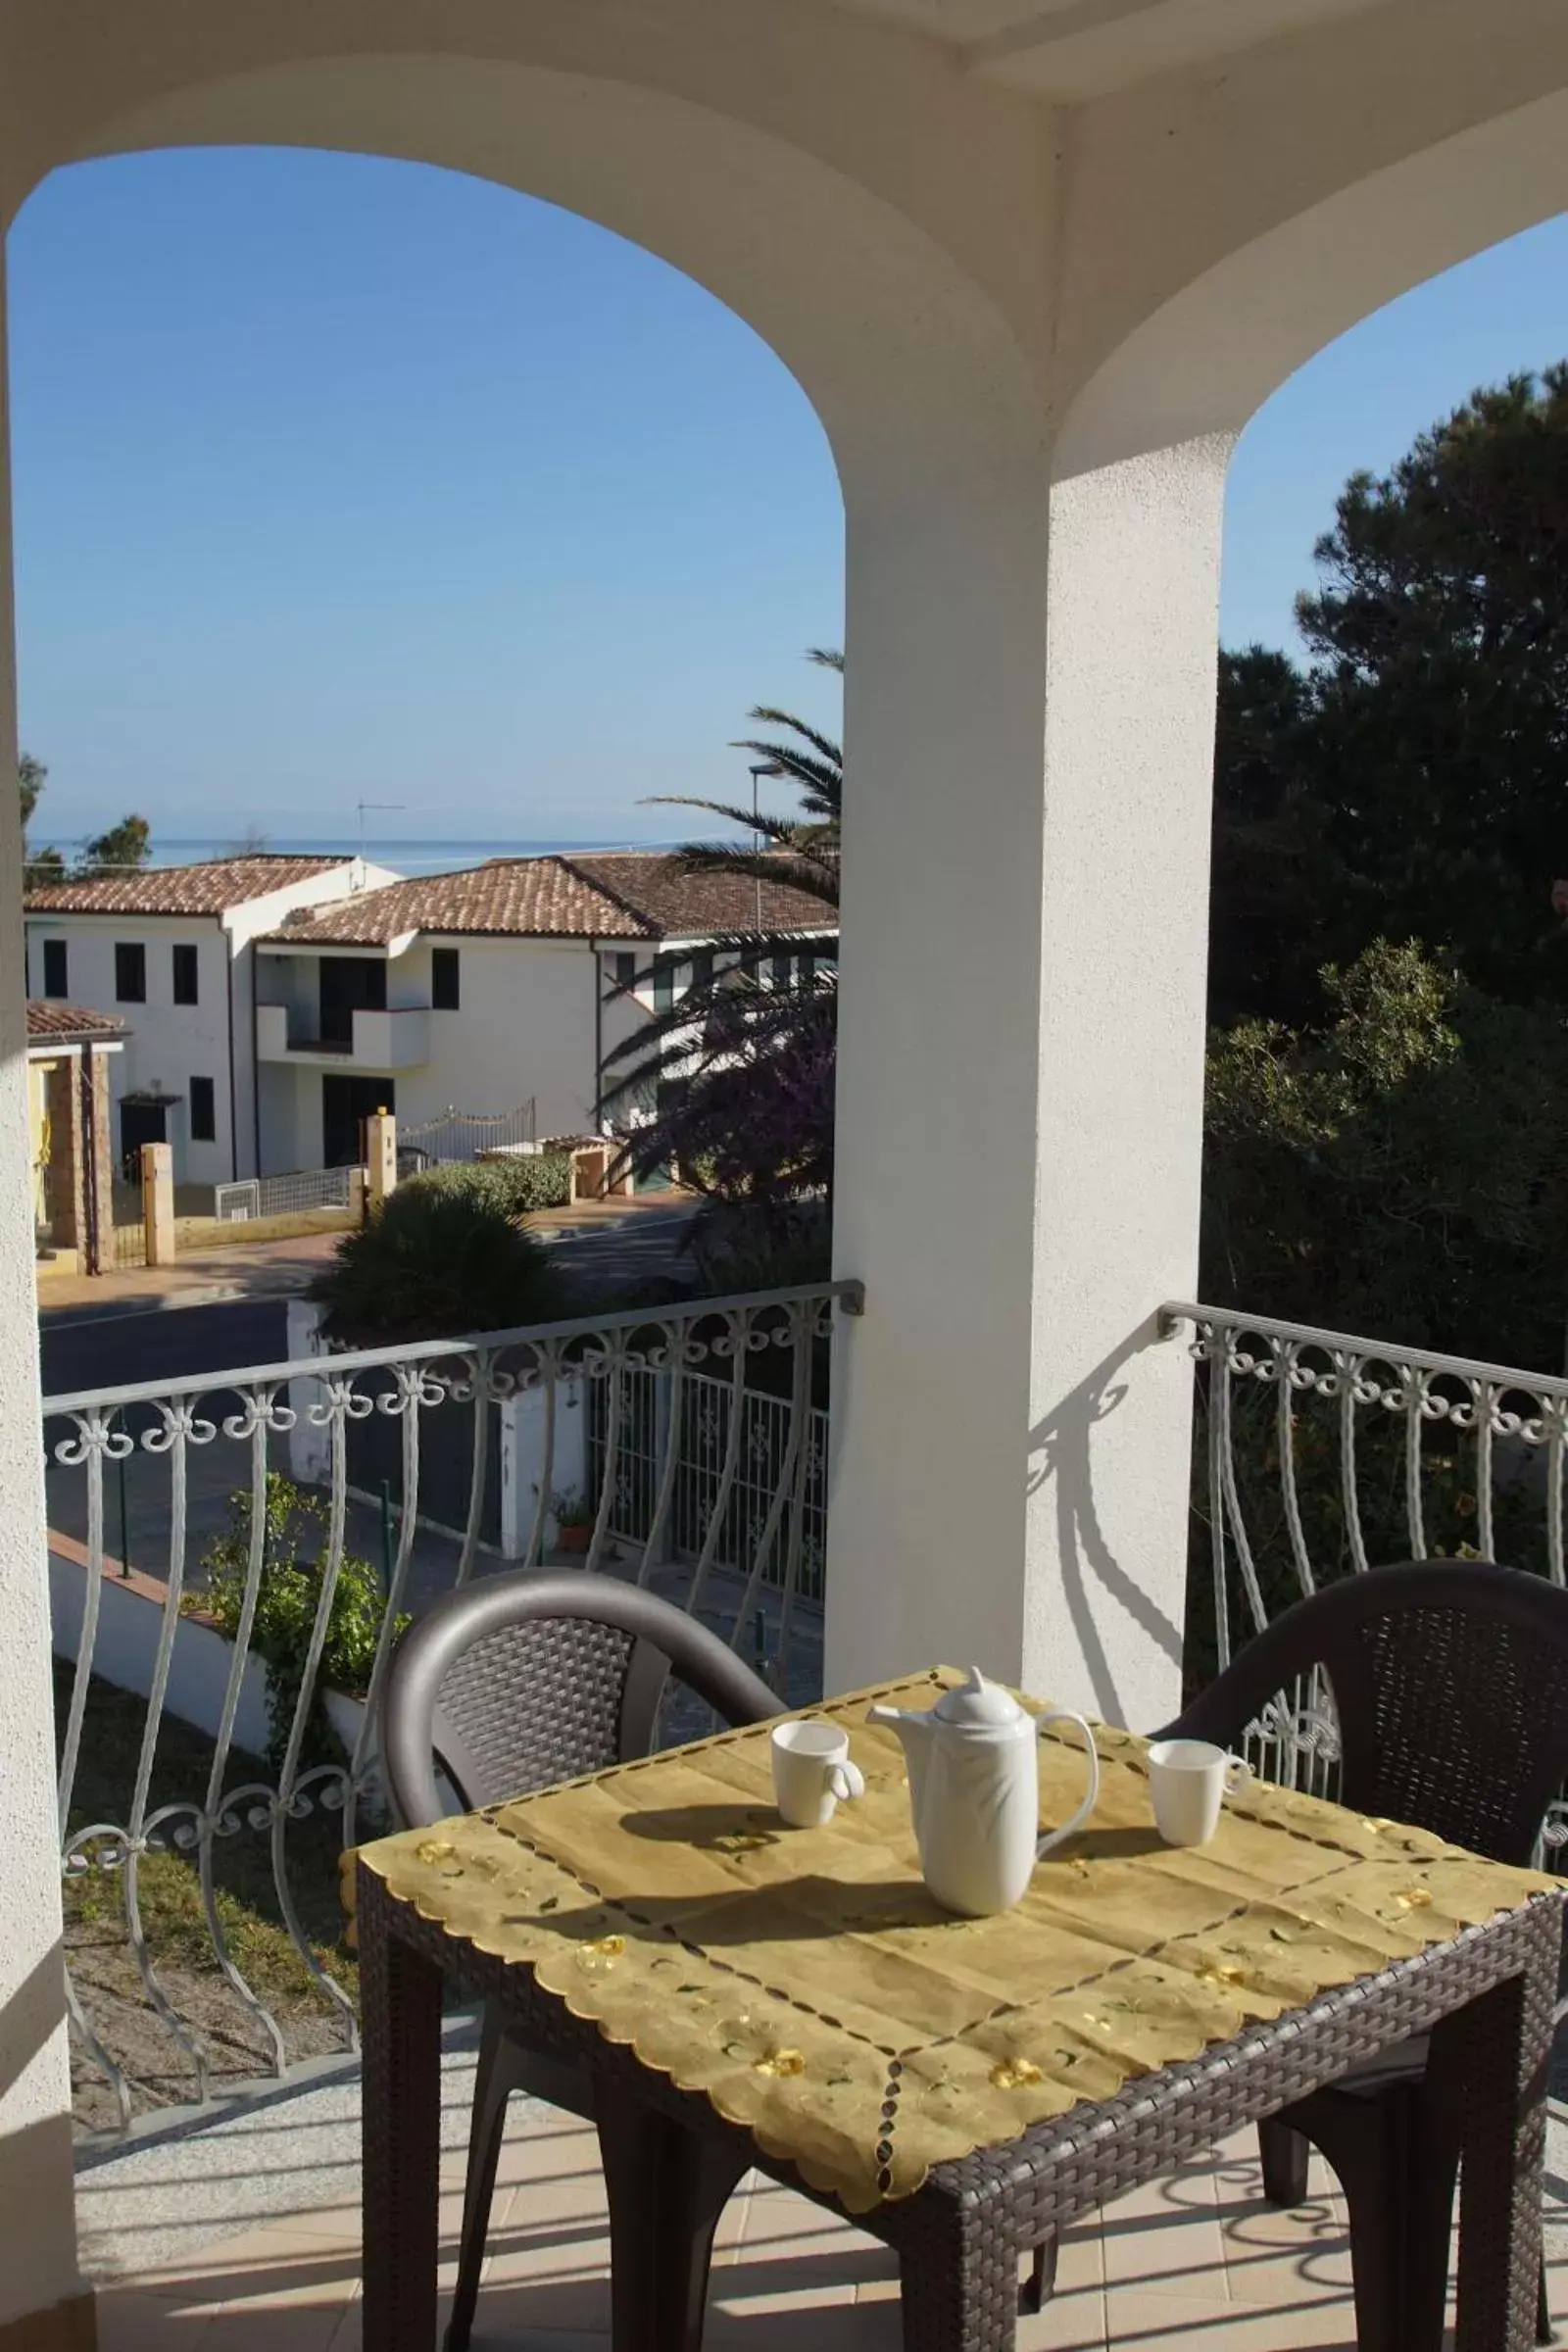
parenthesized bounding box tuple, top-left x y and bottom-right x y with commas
(1159, 1559, 1568, 2351)
(380, 1568, 778, 2352)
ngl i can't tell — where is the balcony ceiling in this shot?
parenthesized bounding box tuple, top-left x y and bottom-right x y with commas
(829, 0, 1393, 97)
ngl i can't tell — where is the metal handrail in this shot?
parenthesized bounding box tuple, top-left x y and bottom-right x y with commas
(1161, 1297, 1568, 1858)
(42, 1277, 866, 1419)
(1161, 1299, 1568, 1404)
(45, 1275, 859, 2136)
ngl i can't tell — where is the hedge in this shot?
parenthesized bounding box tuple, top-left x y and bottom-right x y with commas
(405, 1152, 572, 1215)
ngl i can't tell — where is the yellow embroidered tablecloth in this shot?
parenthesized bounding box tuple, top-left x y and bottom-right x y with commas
(355, 1667, 1559, 2213)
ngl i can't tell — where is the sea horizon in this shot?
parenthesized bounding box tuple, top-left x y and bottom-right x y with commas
(129, 831, 738, 875)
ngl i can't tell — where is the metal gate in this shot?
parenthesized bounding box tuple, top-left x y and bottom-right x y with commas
(399, 1102, 537, 1166)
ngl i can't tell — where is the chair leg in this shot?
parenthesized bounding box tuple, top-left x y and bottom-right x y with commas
(445, 2006, 520, 2352)
(1259, 2117, 1311, 2208)
(597, 2087, 749, 2352)
(1275, 2093, 1408, 2352)
(1019, 2236, 1058, 2316)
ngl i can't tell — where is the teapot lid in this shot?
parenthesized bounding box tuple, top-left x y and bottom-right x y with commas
(932, 1667, 1024, 1728)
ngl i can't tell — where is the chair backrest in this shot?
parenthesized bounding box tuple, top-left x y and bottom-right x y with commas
(381, 1568, 779, 1829)
(1162, 1560, 1568, 1866)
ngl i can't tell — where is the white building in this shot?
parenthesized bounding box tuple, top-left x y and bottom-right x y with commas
(24, 855, 398, 1186)
(253, 850, 835, 1169)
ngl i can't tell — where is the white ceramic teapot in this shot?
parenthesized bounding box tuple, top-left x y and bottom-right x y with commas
(867, 1669, 1100, 1917)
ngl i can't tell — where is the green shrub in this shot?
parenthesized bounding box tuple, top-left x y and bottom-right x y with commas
(190, 1473, 405, 1766)
(309, 1183, 576, 1343)
(406, 1153, 571, 1215)
(551, 1489, 594, 1530)
(685, 1200, 832, 1296)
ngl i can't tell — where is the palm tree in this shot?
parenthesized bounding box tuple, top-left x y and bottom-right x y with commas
(598, 652, 842, 1228)
(646, 645, 842, 911)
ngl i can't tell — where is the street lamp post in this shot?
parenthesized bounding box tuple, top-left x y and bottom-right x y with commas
(747, 760, 784, 936)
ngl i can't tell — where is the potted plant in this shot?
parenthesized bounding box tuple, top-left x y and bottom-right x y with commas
(552, 1490, 595, 1554)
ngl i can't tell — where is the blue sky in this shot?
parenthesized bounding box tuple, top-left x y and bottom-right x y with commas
(6, 148, 1567, 850)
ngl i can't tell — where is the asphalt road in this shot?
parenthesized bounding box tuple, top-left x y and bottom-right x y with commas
(39, 1298, 294, 1404)
(37, 1202, 701, 1403)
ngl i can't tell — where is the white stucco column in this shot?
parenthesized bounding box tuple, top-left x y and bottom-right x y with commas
(0, 262, 89, 2335)
(826, 429, 1231, 1735)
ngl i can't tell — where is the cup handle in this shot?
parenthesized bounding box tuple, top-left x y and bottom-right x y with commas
(828, 1759, 866, 1804)
(1224, 1755, 1253, 1796)
(1034, 1710, 1101, 1857)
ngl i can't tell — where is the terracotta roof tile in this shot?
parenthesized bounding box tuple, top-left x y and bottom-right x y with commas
(26, 1001, 126, 1042)
(24, 854, 354, 917)
(260, 853, 835, 948)
(567, 853, 835, 938)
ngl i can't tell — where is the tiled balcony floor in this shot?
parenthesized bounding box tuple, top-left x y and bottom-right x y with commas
(93, 2094, 1568, 2351)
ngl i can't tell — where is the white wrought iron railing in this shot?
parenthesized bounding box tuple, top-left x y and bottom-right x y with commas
(44, 1278, 858, 2136)
(587, 1364, 829, 1612)
(1162, 1300, 1568, 1838)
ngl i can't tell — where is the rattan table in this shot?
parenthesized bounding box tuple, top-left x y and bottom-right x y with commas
(358, 1734, 1563, 2352)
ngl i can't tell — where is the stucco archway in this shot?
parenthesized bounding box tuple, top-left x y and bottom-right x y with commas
(1055, 82, 1568, 476)
(8, 6, 1568, 2337)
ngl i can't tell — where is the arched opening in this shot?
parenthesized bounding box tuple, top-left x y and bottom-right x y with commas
(10, 132, 857, 2146)
(8, 144, 846, 857)
(1192, 205, 1568, 1706)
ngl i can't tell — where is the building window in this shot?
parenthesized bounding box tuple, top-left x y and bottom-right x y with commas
(189, 1077, 216, 1143)
(115, 943, 146, 1004)
(172, 942, 199, 1004)
(653, 958, 676, 1012)
(611, 951, 636, 990)
(431, 948, 461, 1010)
(689, 949, 714, 992)
(770, 953, 793, 988)
(42, 939, 68, 999)
(798, 953, 815, 988)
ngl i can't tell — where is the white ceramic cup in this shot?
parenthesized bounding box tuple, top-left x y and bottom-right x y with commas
(771, 1719, 866, 1829)
(1146, 1738, 1252, 1847)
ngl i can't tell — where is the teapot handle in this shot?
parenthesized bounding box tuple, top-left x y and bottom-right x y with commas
(1034, 1710, 1100, 1859)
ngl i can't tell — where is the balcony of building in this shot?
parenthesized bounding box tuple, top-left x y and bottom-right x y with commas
(256, 1001, 432, 1073)
(35, 1291, 1568, 2349)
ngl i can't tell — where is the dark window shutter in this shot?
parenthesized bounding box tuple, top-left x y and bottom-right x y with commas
(115, 943, 146, 1004)
(431, 948, 461, 1010)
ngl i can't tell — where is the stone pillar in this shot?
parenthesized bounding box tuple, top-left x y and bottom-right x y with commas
(141, 1139, 175, 1267)
(82, 1049, 115, 1277)
(825, 432, 1231, 1736)
(43, 1055, 79, 1249)
(366, 1110, 397, 1212)
(0, 249, 89, 2340)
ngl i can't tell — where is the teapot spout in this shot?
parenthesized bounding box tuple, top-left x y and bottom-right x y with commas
(866, 1701, 928, 1733)
(866, 1702, 936, 1757)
